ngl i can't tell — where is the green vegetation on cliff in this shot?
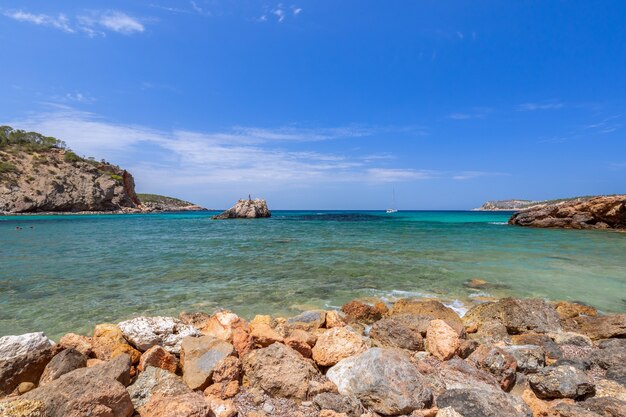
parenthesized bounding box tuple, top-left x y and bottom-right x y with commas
(0, 126, 66, 153)
(136, 194, 195, 207)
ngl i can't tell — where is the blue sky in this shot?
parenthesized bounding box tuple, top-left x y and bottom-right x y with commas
(1, 1, 625, 209)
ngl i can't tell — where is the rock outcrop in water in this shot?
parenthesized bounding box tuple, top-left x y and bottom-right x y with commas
(2, 297, 625, 416)
(509, 194, 626, 230)
(212, 198, 271, 219)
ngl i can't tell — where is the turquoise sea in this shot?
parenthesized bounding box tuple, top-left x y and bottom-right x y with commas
(1, 210, 625, 339)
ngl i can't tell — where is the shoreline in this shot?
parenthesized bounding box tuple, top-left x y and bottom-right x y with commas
(1, 295, 624, 416)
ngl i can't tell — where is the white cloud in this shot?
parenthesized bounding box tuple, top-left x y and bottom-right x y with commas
(517, 102, 564, 111)
(5, 109, 495, 190)
(3, 9, 145, 36)
(4, 10, 74, 33)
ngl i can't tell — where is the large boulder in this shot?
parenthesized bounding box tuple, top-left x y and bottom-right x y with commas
(426, 319, 460, 361)
(508, 195, 626, 229)
(118, 316, 200, 354)
(528, 365, 595, 399)
(0, 333, 54, 362)
(581, 396, 626, 417)
(341, 300, 387, 324)
(39, 348, 87, 386)
(312, 327, 368, 367)
(127, 366, 191, 409)
(0, 344, 60, 395)
(501, 345, 545, 374)
(562, 314, 626, 340)
(212, 198, 271, 219)
(180, 335, 235, 390)
(369, 315, 424, 350)
(437, 388, 532, 417)
(242, 342, 319, 400)
(326, 348, 433, 416)
(138, 345, 179, 373)
(287, 310, 326, 331)
(20, 358, 134, 417)
(463, 298, 562, 334)
(467, 345, 518, 391)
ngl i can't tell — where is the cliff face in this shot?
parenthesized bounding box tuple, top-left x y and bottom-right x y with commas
(509, 195, 626, 230)
(0, 146, 140, 214)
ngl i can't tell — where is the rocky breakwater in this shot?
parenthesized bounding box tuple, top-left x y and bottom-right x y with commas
(212, 198, 271, 219)
(509, 194, 626, 230)
(1, 298, 625, 417)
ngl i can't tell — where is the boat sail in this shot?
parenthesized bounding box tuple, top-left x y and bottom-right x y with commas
(386, 187, 398, 213)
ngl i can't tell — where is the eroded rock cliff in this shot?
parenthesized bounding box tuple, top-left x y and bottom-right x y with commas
(509, 195, 626, 230)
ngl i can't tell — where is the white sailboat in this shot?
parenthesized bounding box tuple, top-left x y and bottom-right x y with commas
(386, 187, 398, 213)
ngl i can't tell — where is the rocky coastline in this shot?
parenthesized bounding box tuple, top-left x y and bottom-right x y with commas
(213, 199, 271, 219)
(1, 296, 625, 417)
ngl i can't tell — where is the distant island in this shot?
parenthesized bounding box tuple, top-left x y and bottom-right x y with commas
(474, 196, 602, 211)
(0, 126, 204, 214)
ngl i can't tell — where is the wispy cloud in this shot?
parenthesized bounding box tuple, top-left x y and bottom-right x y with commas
(3, 9, 146, 36)
(517, 101, 564, 111)
(259, 4, 303, 23)
(452, 171, 506, 180)
(448, 107, 491, 120)
(4, 108, 486, 190)
(585, 115, 622, 134)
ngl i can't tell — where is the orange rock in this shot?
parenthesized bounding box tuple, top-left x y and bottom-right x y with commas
(138, 345, 178, 373)
(311, 327, 368, 366)
(92, 323, 140, 364)
(320, 411, 348, 417)
(59, 333, 94, 356)
(212, 356, 242, 384)
(341, 300, 384, 323)
(285, 336, 312, 358)
(86, 358, 104, 367)
(140, 392, 211, 417)
(325, 311, 347, 328)
(231, 326, 253, 357)
(199, 310, 245, 341)
(426, 319, 459, 361)
(203, 380, 240, 399)
(554, 301, 597, 320)
(250, 322, 283, 348)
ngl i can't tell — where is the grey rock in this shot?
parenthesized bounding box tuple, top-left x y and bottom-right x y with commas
(212, 198, 271, 219)
(581, 396, 626, 417)
(117, 316, 200, 354)
(463, 298, 562, 334)
(436, 388, 532, 417)
(287, 310, 326, 331)
(0, 345, 59, 395)
(502, 345, 545, 374)
(326, 347, 432, 415)
(369, 314, 424, 351)
(528, 365, 595, 399)
(127, 366, 191, 409)
(0, 333, 55, 362)
(180, 335, 234, 390)
(313, 393, 364, 417)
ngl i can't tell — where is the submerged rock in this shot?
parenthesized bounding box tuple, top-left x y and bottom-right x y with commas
(212, 198, 271, 219)
(326, 347, 432, 415)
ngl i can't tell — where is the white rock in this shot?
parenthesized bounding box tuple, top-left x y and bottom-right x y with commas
(0, 332, 55, 361)
(118, 316, 200, 354)
(437, 407, 464, 417)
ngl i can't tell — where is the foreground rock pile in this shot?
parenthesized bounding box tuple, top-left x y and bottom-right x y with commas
(1, 297, 625, 417)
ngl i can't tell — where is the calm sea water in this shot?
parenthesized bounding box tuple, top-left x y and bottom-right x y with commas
(1, 210, 625, 339)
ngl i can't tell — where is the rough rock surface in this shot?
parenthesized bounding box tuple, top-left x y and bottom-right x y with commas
(313, 392, 364, 417)
(370, 314, 424, 350)
(326, 348, 433, 415)
(341, 300, 387, 324)
(467, 345, 518, 391)
(212, 198, 271, 219)
(138, 345, 179, 373)
(463, 298, 562, 334)
(0, 333, 54, 362)
(92, 323, 140, 363)
(180, 335, 234, 390)
(118, 316, 200, 354)
(436, 388, 532, 417)
(0, 140, 141, 213)
(426, 319, 460, 361)
(127, 366, 191, 409)
(39, 348, 87, 386)
(0, 399, 46, 417)
(502, 345, 545, 373)
(563, 314, 626, 340)
(390, 300, 465, 336)
(140, 392, 211, 417)
(20, 359, 134, 417)
(243, 343, 319, 400)
(508, 195, 626, 229)
(59, 333, 94, 356)
(0, 344, 60, 395)
(287, 310, 326, 331)
(312, 327, 368, 367)
(528, 365, 595, 399)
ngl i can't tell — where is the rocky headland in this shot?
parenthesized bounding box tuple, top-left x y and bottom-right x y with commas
(213, 199, 271, 219)
(1, 296, 625, 417)
(509, 195, 626, 230)
(0, 126, 202, 215)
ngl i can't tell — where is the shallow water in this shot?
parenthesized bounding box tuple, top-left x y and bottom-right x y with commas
(1, 210, 625, 339)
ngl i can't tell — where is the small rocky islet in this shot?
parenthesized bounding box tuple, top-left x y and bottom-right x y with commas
(1, 297, 625, 417)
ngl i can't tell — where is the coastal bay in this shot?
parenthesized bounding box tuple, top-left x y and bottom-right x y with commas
(1, 210, 625, 340)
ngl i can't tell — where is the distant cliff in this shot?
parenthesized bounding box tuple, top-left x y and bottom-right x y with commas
(136, 194, 206, 212)
(509, 194, 626, 230)
(476, 200, 537, 211)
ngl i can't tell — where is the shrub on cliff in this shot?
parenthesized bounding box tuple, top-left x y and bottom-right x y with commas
(0, 126, 66, 153)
